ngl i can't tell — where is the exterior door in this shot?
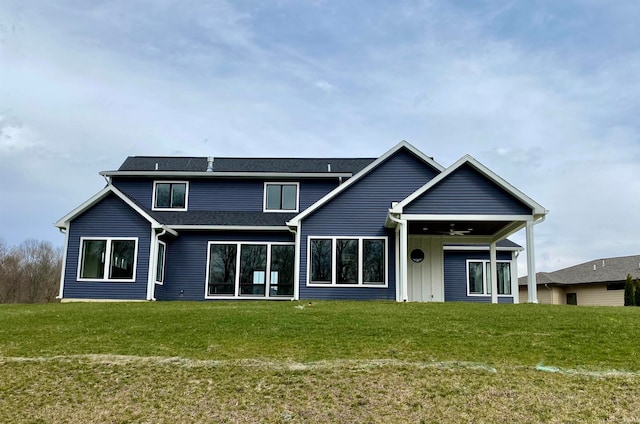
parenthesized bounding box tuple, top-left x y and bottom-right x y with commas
(407, 236, 444, 302)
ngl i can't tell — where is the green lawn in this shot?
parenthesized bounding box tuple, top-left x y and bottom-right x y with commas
(1, 301, 640, 423)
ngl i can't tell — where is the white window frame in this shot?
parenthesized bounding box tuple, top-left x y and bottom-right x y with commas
(306, 236, 388, 288)
(465, 259, 513, 297)
(152, 181, 189, 211)
(155, 240, 166, 284)
(77, 237, 138, 282)
(204, 241, 295, 299)
(263, 182, 299, 213)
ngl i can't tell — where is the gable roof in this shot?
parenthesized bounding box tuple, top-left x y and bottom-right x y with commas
(519, 255, 640, 286)
(54, 185, 177, 236)
(391, 154, 547, 217)
(287, 140, 445, 226)
(102, 156, 375, 176)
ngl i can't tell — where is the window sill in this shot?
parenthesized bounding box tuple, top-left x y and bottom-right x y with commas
(77, 279, 136, 283)
(307, 283, 388, 288)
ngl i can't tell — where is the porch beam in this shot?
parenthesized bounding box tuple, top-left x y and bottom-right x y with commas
(401, 214, 534, 222)
(526, 220, 538, 303)
(490, 242, 498, 304)
(491, 221, 527, 243)
(442, 235, 494, 244)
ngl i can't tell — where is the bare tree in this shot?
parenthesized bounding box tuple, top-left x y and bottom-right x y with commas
(0, 238, 62, 303)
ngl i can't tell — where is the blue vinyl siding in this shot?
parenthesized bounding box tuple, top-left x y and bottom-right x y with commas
(404, 164, 533, 215)
(156, 231, 293, 301)
(63, 194, 151, 300)
(111, 179, 152, 207)
(299, 147, 440, 300)
(443, 250, 514, 303)
(113, 177, 338, 212)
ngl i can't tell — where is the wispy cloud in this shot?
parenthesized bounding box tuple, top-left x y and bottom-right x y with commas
(0, 0, 638, 275)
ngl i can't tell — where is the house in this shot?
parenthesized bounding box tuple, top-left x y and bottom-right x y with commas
(518, 255, 640, 306)
(55, 141, 547, 303)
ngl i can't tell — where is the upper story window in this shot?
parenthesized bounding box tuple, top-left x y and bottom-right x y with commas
(264, 182, 299, 212)
(153, 181, 188, 210)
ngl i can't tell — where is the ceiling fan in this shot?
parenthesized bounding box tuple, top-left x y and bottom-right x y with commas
(440, 224, 473, 236)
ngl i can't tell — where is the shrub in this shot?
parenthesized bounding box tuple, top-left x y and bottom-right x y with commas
(635, 279, 640, 308)
(624, 274, 635, 306)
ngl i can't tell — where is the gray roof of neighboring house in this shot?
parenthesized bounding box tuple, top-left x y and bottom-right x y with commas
(117, 156, 376, 174)
(147, 210, 296, 227)
(519, 255, 640, 286)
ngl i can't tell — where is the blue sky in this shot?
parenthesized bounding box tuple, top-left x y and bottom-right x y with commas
(1, 1, 639, 275)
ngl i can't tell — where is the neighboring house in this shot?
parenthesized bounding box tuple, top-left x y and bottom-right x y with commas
(55, 141, 547, 303)
(518, 255, 640, 306)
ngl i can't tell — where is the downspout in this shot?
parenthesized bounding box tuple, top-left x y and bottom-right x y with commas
(287, 223, 301, 301)
(387, 213, 408, 302)
(56, 227, 69, 300)
(148, 228, 167, 301)
(544, 283, 553, 304)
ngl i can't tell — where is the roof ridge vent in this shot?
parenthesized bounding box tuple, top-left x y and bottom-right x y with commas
(206, 157, 214, 172)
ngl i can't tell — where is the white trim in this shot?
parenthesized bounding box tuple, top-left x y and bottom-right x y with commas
(465, 259, 514, 298)
(204, 241, 295, 300)
(77, 237, 139, 283)
(400, 214, 534, 222)
(511, 251, 519, 304)
(306, 236, 389, 288)
(391, 154, 547, 216)
(101, 171, 354, 178)
(443, 245, 523, 252)
(293, 223, 301, 301)
(263, 182, 300, 213)
(288, 141, 444, 226)
(490, 242, 498, 304)
(57, 228, 70, 299)
(61, 298, 148, 303)
(146, 231, 156, 300)
(168, 225, 290, 231)
(152, 180, 189, 211)
(526, 220, 539, 303)
(54, 184, 177, 236)
(395, 227, 401, 301)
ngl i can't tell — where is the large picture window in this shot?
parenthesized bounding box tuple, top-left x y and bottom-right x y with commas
(264, 183, 298, 212)
(153, 181, 188, 210)
(206, 242, 294, 298)
(466, 260, 512, 296)
(308, 237, 387, 287)
(78, 238, 138, 282)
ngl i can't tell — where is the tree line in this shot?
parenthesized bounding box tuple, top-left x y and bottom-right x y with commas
(0, 238, 62, 303)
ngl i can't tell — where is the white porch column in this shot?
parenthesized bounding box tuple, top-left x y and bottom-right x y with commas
(526, 220, 539, 303)
(490, 241, 498, 304)
(399, 219, 409, 302)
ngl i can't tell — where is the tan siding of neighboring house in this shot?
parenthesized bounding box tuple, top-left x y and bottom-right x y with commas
(568, 284, 624, 307)
(519, 285, 564, 304)
(520, 284, 624, 306)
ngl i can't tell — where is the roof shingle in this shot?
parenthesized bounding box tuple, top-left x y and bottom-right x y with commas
(117, 156, 375, 174)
